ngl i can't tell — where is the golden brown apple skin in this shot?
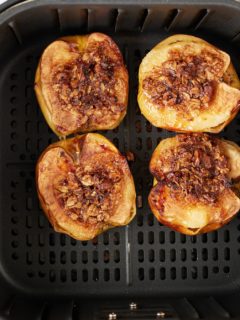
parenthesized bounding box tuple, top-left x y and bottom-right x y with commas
(35, 33, 128, 137)
(149, 134, 240, 235)
(138, 34, 240, 133)
(36, 133, 136, 241)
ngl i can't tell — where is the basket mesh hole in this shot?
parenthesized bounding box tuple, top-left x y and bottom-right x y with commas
(12, 252, 18, 260)
(103, 250, 110, 263)
(202, 234, 208, 243)
(224, 230, 230, 242)
(49, 251, 56, 264)
(181, 267, 187, 279)
(149, 249, 155, 262)
(71, 269, 77, 282)
(138, 232, 144, 244)
(60, 270, 67, 282)
(170, 267, 176, 280)
(93, 250, 98, 263)
(223, 266, 230, 274)
(60, 251, 66, 264)
(149, 268, 155, 280)
(135, 120, 142, 133)
(148, 231, 154, 244)
(49, 270, 56, 282)
(60, 234, 66, 246)
(180, 234, 186, 243)
(27, 271, 34, 278)
(169, 231, 175, 244)
(26, 215, 32, 228)
(159, 249, 165, 262)
(138, 268, 144, 281)
(71, 251, 77, 264)
(202, 248, 208, 261)
(159, 231, 165, 244)
(93, 269, 99, 281)
(38, 234, 44, 247)
(113, 232, 120, 245)
(82, 269, 88, 282)
(203, 266, 208, 279)
(146, 137, 152, 150)
(181, 249, 187, 261)
(11, 240, 18, 248)
(212, 248, 218, 261)
(103, 233, 109, 245)
(191, 267, 198, 279)
(136, 137, 142, 150)
(114, 250, 120, 263)
(160, 268, 166, 280)
(11, 216, 18, 224)
(145, 120, 152, 132)
(224, 248, 230, 261)
(26, 252, 32, 264)
(26, 234, 32, 247)
(114, 268, 120, 281)
(191, 248, 197, 261)
(147, 214, 154, 226)
(138, 249, 144, 262)
(104, 269, 110, 281)
(81, 251, 88, 264)
(49, 233, 55, 246)
(11, 228, 18, 236)
(170, 249, 176, 262)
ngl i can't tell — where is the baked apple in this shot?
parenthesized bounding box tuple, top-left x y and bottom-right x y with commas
(36, 133, 136, 240)
(138, 34, 240, 133)
(35, 33, 128, 137)
(149, 133, 240, 235)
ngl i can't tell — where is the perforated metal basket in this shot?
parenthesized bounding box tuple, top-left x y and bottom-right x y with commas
(0, 1, 240, 319)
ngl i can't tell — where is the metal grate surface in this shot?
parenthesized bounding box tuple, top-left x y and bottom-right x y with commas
(0, 21, 240, 297)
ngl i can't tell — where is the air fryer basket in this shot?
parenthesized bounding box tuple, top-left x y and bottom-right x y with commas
(1, 0, 240, 319)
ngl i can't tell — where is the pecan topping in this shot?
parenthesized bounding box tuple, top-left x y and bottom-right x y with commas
(55, 153, 123, 225)
(156, 134, 230, 203)
(52, 40, 124, 128)
(143, 48, 225, 111)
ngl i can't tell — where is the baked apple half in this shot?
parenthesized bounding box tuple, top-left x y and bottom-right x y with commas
(138, 34, 240, 133)
(35, 33, 128, 137)
(149, 133, 240, 235)
(36, 133, 136, 240)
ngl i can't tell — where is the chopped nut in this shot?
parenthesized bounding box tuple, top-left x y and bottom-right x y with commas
(55, 152, 123, 225)
(51, 39, 125, 131)
(66, 196, 77, 207)
(80, 175, 94, 186)
(163, 133, 230, 204)
(143, 48, 224, 112)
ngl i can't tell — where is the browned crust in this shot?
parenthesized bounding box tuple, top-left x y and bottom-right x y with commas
(148, 133, 240, 235)
(35, 33, 129, 137)
(138, 34, 240, 133)
(36, 133, 136, 240)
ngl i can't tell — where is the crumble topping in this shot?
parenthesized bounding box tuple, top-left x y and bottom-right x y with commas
(143, 48, 225, 111)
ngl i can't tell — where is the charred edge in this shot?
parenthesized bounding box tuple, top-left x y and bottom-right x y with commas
(164, 9, 182, 32)
(139, 8, 150, 32)
(8, 21, 22, 45)
(190, 9, 211, 30)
